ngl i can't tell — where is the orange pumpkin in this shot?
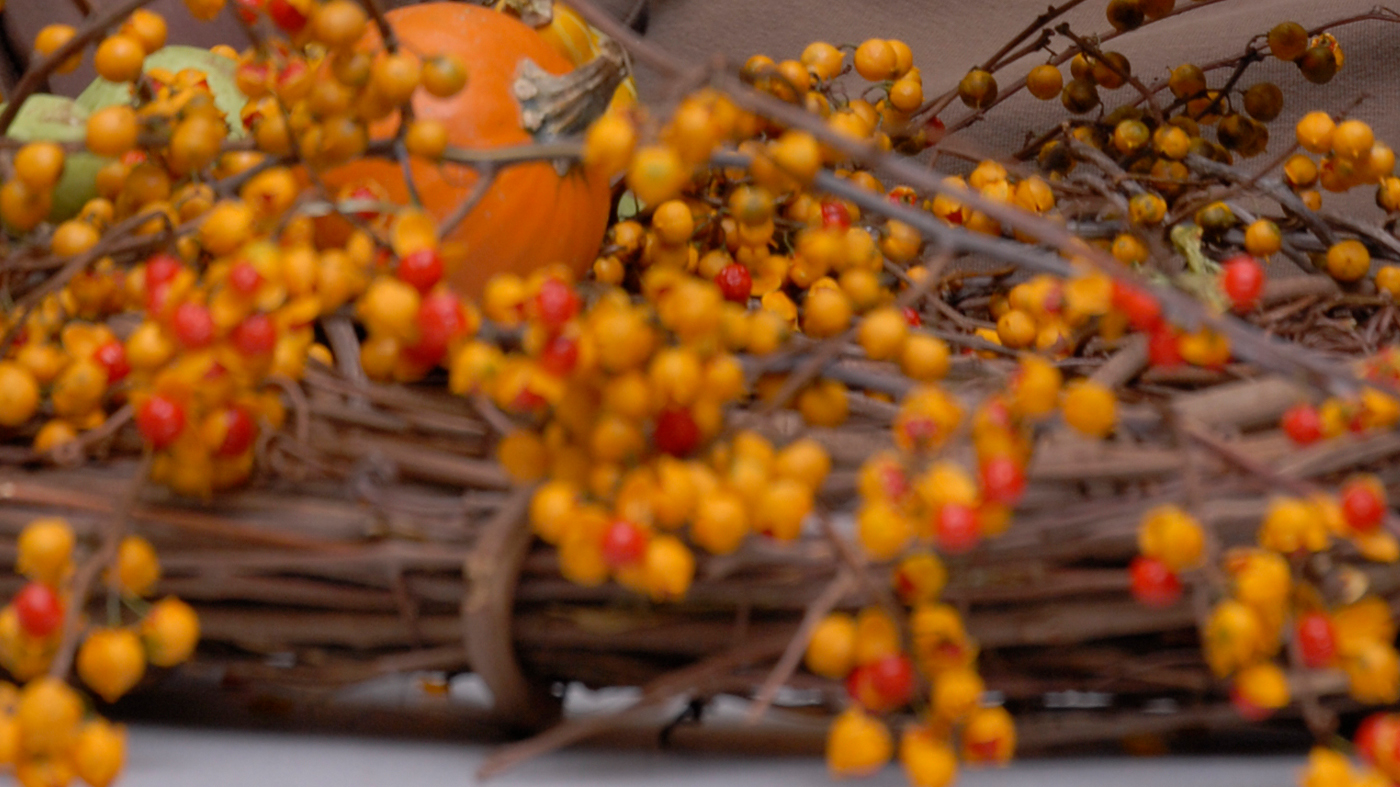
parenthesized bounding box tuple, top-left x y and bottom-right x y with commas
(320, 3, 613, 298)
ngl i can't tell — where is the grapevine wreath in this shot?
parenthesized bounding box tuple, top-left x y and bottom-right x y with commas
(1, 0, 1400, 785)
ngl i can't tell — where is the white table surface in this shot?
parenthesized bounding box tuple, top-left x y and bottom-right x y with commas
(121, 724, 1303, 787)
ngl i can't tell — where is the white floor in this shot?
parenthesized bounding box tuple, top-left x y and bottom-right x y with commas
(120, 724, 1303, 787)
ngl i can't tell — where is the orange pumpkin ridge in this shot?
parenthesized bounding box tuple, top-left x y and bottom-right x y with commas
(320, 3, 613, 299)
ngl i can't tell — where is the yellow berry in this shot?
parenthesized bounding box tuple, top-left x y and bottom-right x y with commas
(827, 708, 893, 778)
(1062, 379, 1116, 438)
(805, 612, 857, 679)
(1326, 239, 1371, 282)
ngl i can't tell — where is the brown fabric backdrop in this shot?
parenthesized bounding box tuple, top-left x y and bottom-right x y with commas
(4, 0, 1398, 168)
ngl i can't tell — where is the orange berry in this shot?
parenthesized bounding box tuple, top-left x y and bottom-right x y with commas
(0, 363, 40, 428)
(958, 69, 998, 109)
(1244, 219, 1282, 257)
(901, 726, 958, 787)
(1062, 379, 1116, 438)
(754, 478, 813, 541)
(71, 719, 126, 787)
(1138, 505, 1205, 571)
(34, 25, 81, 74)
(312, 0, 368, 49)
(498, 430, 548, 482)
(16, 518, 74, 586)
(583, 114, 636, 178)
(404, 119, 449, 160)
(858, 307, 909, 361)
(13, 142, 65, 191)
(892, 552, 947, 605)
(77, 628, 146, 703)
(1326, 239, 1371, 282)
(857, 500, 914, 561)
(121, 9, 168, 53)
(996, 309, 1036, 349)
(1026, 64, 1063, 100)
(931, 667, 984, 722)
(796, 378, 849, 427)
(961, 706, 1016, 765)
(803, 287, 852, 338)
(626, 145, 687, 206)
(641, 535, 694, 601)
(827, 708, 893, 777)
(901, 334, 951, 381)
(420, 54, 467, 98)
(86, 106, 140, 158)
(651, 200, 695, 246)
(805, 612, 858, 679)
(94, 34, 145, 83)
(801, 41, 845, 82)
(113, 536, 161, 597)
(140, 597, 200, 667)
(770, 130, 822, 185)
(853, 39, 898, 81)
(15, 678, 82, 756)
(1296, 112, 1335, 156)
(692, 490, 748, 554)
(1, 179, 52, 233)
(1332, 120, 1375, 162)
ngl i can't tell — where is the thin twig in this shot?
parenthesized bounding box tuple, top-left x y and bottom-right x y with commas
(0, 0, 158, 135)
(745, 570, 855, 723)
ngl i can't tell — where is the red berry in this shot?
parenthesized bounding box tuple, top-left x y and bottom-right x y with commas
(820, 200, 851, 230)
(397, 249, 444, 293)
(1129, 556, 1182, 607)
(1355, 713, 1400, 765)
(867, 654, 915, 709)
(715, 263, 752, 303)
(1296, 612, 1337, 669)
(1111, 281, 1161, 332)
(171, 302, 215, 349)
(404, 291, 466, 366)
(1147, 326, 1183, 367)
(1340, 479, 1386, 533)
(228, 260, 264, 296)
(845, 664, 878, 709)
(231, 313, 277, 356)
(653, 407, 700, 457)
(1221, 255, 1265, 312)
(1281, 403, 1322, 445)
(539, 335, 580, 377)
(924, 115, 947, 147)
(534, 278, 580, 332)
(979, 456, 1025, 506)
(265, 0, 308, 33)
(136, 394, 186, 449)
(14, 582, 63, 638)
(935, 504, 981, 554)
(216, 407, 256, 457)
(600, 519, 648, 568)
(901, 306, 922, 327)
(92, 340, 130, 384)
(233, 0, 262, 24)
(144, 253, 183, 292)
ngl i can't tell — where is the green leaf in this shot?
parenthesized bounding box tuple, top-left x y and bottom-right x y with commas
(5, 94, 88, 143)
(617, 190, 644, 220)
(76, 45, 246, 137)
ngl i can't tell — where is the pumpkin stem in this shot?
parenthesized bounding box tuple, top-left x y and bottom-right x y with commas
(495, 0, 553, 27)
(514, 38, 627, 141)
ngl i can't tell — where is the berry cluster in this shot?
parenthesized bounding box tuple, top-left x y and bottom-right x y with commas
(0, 518, 197, 786)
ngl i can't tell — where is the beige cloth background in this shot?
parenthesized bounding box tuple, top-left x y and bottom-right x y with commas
(4, 0, 1397, 166)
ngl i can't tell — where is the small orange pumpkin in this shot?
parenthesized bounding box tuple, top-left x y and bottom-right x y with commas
(320, 3, 613, 298)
